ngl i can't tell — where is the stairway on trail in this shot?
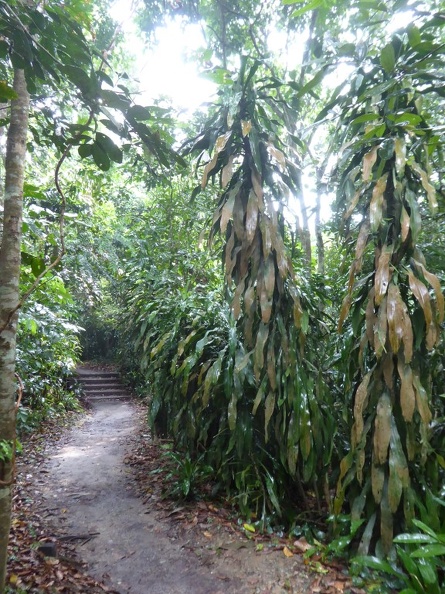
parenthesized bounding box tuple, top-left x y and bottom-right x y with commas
(76, 367, 131, 402)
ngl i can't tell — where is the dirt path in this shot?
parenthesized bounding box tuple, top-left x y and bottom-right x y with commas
(35, 392, 319, 594)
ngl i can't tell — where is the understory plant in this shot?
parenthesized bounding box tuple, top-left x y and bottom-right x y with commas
(15, 293, 82, 432)
(332, 18, 445, 554)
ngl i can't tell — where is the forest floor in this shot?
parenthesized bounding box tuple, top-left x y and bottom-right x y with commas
(7, 370, 365, 594)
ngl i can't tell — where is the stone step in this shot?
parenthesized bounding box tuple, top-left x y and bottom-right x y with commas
(76, 368, 131, 402)
(79, 375, 120, 382)
(83, 389, 128, 396)
(80, 379, 122, 387)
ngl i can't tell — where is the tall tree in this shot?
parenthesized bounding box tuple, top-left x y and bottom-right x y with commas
(0, 68, 29, 593)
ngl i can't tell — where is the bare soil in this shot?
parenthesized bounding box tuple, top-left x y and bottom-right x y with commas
(11, 388, 360, 594)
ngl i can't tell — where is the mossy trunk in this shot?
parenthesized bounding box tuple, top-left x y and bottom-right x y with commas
(0, 69, 29, 594)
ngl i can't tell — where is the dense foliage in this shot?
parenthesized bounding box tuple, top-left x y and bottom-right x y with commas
(1, 0, 445, 591)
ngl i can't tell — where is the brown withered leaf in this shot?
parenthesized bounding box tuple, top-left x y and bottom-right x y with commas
(397, 360, 415, 423)
(233, 191, 245, 238)
(412, 162, 438, 213)
(387, 283, 404, 354)
(365, 288, 376, 347)
(411, 259, 444, 323)
(380, 482, 394, 555)
(267, 338, 277, 391)
(202, 152, 219, 189)
(356, 448, 366, 485)
(374, 244, 392, 306)
(241, 119, 252, 137)
(371, 459, 385, 504)
(246, 190, 259, 243)
(382, 354, 394, 390)
(362, 146, 379, 182)
(251, 167, 263, 200)
(408, 270, 432, 328)
(374, 296, 387, 359)
(412, 373, 432, 425)
(426, 321, 438, 350)
(220, 191, 236, 235)
(274, 234, 290, 279)
(338, 294, 352, 333)
(259, 215, 272, 258)
(344, 189, 362, 220)
(400, 206, 410, 242)
(232, 275, 247, 320)
(348, 221, 370, 293)
(352, 371, 372, 448)
(264, 254, 275, 302)
(264, 391, 276, 441)
(254, 322, 269, 381)
(267, 143, 286, 168)
(374, 392, 392, 465)
(370, 173, 388, 231)
(221, 155, 234, 189)
(388, 421, 409, 513)
(224, 229, 236, 282)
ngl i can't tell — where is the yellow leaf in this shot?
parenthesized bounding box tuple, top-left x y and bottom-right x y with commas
(203, 531, 212, 538)
(243, 523, 256, 533)
(363, 146, 378, 181)
(9, 575, 19, 585)
(370, 173, 388, 231)
(374, 392, 392, 465)
(241, 119, 252, 137)
(283, 546, 294, 558)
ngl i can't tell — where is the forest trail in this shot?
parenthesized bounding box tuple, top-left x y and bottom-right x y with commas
(34, 367, 315, 594)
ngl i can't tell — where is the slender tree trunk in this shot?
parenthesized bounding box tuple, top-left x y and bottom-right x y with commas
(0, 69, 29, 594)
(314, 175, 325, 277)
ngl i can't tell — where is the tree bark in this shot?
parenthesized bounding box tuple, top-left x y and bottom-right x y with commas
(0, 69, 29, 594)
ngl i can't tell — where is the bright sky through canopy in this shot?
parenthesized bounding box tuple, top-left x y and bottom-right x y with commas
(109, 1, 216, 112)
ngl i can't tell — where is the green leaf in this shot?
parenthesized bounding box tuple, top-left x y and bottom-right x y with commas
(411, 544, 445, 558)
(91, 142, 111, 171)
(0, 80, 18, 102)
(127, 105, 151, 121)
(96, 132, 123, 164)
(380, 44, 396, 73)
(393, 534, 435, 544)
(78, 143, 93, 158)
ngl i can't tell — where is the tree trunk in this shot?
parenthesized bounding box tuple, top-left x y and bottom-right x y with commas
(0, 69, 29, 594)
